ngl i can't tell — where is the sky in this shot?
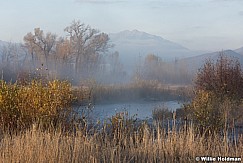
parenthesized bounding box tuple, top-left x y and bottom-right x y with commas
(0, 0, 243, 51)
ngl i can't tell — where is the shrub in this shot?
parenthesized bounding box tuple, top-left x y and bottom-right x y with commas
(187, 53, 243, 134)
(185, 90, 225, 133)
(195, 54, 243, 102)
(0, 79, 74, 132)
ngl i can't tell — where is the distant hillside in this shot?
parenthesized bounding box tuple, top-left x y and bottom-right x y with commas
(179, 50, 243, 72)
(235, 47, 243, 55)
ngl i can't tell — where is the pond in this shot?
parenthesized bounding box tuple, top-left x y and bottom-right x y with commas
(79, 100, 182, 121)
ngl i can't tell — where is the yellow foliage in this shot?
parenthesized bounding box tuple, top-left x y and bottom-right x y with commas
(0, 80, 73, 131)
(187, 90, 225, 133)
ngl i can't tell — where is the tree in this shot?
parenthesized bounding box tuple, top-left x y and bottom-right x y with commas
(64, 20, 111, 75)
(22, 21, 112, 82)
(143, 54, 160, 80)
(1, 42, 18, 67)
(55, 38, 72, 64)
(24, 28, 57, 69)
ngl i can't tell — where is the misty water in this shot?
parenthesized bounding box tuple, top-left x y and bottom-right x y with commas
(79, 100, 181, 121)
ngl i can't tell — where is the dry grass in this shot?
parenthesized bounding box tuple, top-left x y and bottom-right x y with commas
(0, 122, 242, 163)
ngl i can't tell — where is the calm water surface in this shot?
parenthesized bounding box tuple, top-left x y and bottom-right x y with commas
(87, 101, 182, 120)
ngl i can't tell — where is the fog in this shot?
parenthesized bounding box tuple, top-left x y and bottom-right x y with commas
(0, 43, 195, 85)
(0, 21, 197, 86)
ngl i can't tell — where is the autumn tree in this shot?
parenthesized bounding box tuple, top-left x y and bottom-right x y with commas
(55, 38, 72, 65)
(64, 20, 111, 76)
(22, 21, 112, 82)
(24, 28, 57, 69)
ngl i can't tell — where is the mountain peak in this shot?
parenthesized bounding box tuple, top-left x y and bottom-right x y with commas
(108, 29, 197, 64)
(110, 29, 164, 41)
(131, 29, 139, 32)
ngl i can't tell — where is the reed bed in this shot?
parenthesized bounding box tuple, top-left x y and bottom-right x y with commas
(74, 80, 192, 105)
(0, 121, 242, 163)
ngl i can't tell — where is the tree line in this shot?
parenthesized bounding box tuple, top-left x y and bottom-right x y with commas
(134, 53, 193, 84)
(0, 20, 126, 84)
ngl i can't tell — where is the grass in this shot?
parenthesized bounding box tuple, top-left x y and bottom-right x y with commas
(0, 121, 242, 163)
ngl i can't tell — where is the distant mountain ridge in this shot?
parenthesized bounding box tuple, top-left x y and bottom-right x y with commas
(109, 30, 194, 59)
(110, 29, 188, 51)
(178, 50, 243, 72)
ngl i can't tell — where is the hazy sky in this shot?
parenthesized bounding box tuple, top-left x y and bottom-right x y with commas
(0, 0, 243, 51)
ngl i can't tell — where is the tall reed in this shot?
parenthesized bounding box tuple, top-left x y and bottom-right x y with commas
(0, 118, 242, 162)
